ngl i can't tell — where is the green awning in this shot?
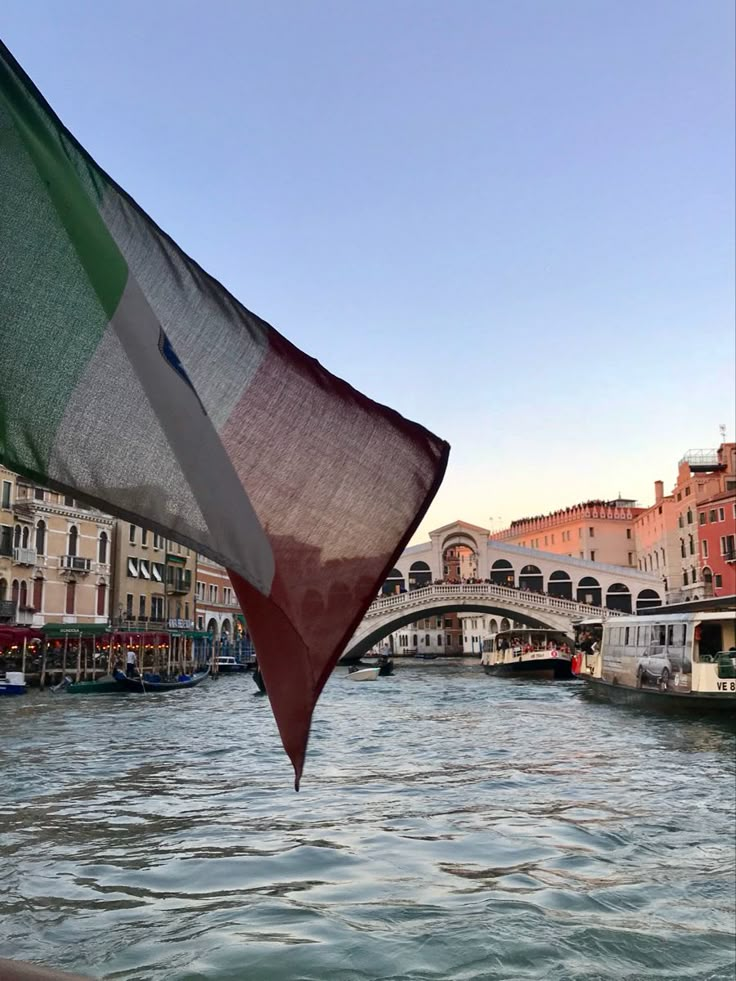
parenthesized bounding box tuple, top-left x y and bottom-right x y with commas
(41, 623, 110, 637)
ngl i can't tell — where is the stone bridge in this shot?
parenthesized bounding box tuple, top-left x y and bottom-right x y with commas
(341, 582, 622, 663)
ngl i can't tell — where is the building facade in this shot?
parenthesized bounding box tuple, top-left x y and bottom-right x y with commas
(110, 521, 196, 631)
(491, 498, 642, 568)
(194, 556, 244, 638)
(698, 489, 736, 598)
(0, 467, 113, 625)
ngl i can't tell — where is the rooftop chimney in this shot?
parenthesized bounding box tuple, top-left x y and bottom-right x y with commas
(654, 480, 664, 503)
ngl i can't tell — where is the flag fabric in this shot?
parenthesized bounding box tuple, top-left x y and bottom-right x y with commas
(0, 43, 449, 787)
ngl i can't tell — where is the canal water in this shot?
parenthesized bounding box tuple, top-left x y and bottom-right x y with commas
(1, 663, 734, 981)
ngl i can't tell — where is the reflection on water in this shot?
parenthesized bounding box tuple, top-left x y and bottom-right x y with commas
(1, 664, 734, 980)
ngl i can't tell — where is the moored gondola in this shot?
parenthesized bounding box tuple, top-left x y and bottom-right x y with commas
(113, 666, 210, 692)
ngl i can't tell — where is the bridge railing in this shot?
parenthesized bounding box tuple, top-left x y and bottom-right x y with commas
(366, 582, 624, 620)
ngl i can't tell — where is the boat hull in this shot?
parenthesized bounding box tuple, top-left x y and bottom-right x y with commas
(581, 677, 736, 715)
(113, 667, 210, 692)
(348, 667, 380, 681)
(0, 672, 27, 696)
(0, 683, 26, 696)
(484, 657, 574, 680)
(65, 677, 123, 695)
(216, 663, 248, 674)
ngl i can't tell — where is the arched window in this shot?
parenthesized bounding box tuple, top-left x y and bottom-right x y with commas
(519, 565, 543, 592)
(65, 580, 76, 615)
(606, 582, 632, 613)
(688, 535, 694, 555)
(500, 618, 510, 632)
(412, 634, 418, 647)
(489, 618, 498, 633)
(33, 577, 43, 613)
(425, 633, 430, 646)
(437, 634, 443, 645)
(636, 589, 661, 613)
(19, 580, 27, 609)
(35, 520, 46, 555)
(680, 538, 686, 558)
(490, 559, 515, 587)
(409, 561, 432, 590)
(96, 582, 107, 617)
(98, 531, 108, 564)
(0, 578, 6, 601)
(548, 570, 572, 599)
(21, 526, 29, 548)
(68, 525, 78, 557)
(654, 551, 659, 569)
(703, 567, 713, 585)
(382, 568, 405, 595)
(11, 579, 19, 605)
(576, 576, 602, 606)
(13, 525, 21, 548)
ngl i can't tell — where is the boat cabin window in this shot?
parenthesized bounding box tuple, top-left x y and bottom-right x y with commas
(668, 623, 686, 647)
(624, 626, 631, 645)
(651, 624, 666, 647)
(697, 622, 723, 661)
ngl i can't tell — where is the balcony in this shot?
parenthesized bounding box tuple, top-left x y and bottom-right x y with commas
(13, 546, 37, 566)
(166, 571, 192, 595)
(725, 549, 736, 564)
(59, 555, 92, 574)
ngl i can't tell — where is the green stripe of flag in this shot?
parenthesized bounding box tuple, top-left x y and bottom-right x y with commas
(0, 56, 127, 476)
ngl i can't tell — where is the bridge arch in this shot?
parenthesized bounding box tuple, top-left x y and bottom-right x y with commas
(343, 602, 571, 663)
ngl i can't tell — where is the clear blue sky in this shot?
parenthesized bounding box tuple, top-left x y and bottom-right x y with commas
(4, 0, 734, 541)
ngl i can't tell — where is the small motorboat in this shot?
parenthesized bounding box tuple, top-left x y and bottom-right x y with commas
(347, 666, 379, 682)
(113, 666, 210, 692)
(0, 671, 26, 696)
(378, 657, 394, 676)
(214, 655, 247, 674)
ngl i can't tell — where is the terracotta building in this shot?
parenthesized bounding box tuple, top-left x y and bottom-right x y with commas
(491, 498, 642, 568)
(697, 489, 736, 598)
(194, 555, 244, 638)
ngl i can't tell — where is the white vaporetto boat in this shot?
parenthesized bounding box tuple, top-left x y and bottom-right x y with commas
(574, 609, 736, 713)
(347, 666, 380, 682)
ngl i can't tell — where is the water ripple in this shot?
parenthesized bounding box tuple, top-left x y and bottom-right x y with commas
(1, 663, 734, 980)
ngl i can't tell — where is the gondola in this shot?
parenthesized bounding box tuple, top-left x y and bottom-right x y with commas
(113, 666, 210, 692)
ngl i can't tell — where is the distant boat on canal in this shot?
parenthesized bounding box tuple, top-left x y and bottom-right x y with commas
(482, 628, 574, 680)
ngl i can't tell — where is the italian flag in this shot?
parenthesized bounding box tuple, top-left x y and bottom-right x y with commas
(0, 42, 449, 787)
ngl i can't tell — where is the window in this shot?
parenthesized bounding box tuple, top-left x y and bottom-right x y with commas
(718, 507, 725, 522)
(589, 527, 594, 537)
(0, 526, 11, 556)
(628, 552, 633, 565)
(437, 634, 442, 645)
(19, 580, 27, 609)
(709, 510, 717, 523)
(125, 593, 134, 617)
(447, 635, 452, 645)
(64, 495, 74, 507)
(33, 577, 43, 613)
(151, 563, 163, 583)
(129, 524, 136, 544)
(65, 580, 76, 615)
(683, 570, 689, 585)
(34, 487, 44, 501)
(590, 550, 596, 562)
(96, 582, 106, 617)
(680, 539, 686, 558)
(720, 535, 735, 557)
(688, 535, 694, 555)
(98, 531, 108, 564)
(702, 540, 709, 559)
(213, 585, 218, 603)
(686, 509, 693, 524)
(626, 528, 632, 539)
(412, 634, 418, 646)
(127, 558, 138, 577)
(153, 533, 163, 549)
(699, 512, 706, 525)
(139, 560, 150, 579)
(678, 515, 684, 529)
(691, 567, 697, 583)
(139, 595, 146, 619)
(1, 481, 11, 508)
(141, 528, 148, 547)
(425, 634, 430, 646)
(685, 486, 690, 496)
(68, 525, 78, 557)
(22, 526, 29, 549)
(185, 602, 190, 620)
(715, 574, 723, 588)
(13, 525, 21, 548)
(151, 596, 164, 620)
(676, 492, 682, 502)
